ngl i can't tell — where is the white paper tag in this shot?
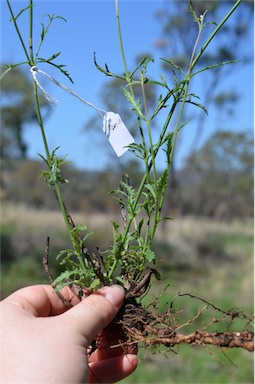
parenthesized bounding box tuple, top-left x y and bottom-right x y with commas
(103, 112, 135, 157)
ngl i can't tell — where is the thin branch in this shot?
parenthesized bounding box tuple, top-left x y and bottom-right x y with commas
(42, 237, 73, 308)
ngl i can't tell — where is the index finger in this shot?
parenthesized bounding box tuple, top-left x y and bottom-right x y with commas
(2, 284, 80, 317)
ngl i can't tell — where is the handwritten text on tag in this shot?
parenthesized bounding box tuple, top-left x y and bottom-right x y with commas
(103, 112, 135, 157)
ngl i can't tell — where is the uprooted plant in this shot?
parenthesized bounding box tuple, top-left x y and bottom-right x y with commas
(3, 0, 253, 357)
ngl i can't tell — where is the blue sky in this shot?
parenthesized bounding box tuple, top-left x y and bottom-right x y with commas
(1, 0, 254, 171)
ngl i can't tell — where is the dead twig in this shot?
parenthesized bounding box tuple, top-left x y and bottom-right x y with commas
(42, 236, 73, 308)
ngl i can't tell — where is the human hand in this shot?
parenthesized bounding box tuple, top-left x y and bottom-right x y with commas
(1, 284, 138, 383)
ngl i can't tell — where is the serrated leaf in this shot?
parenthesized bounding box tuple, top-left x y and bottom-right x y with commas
(94, 52, 125, 80)
(52, 269, 78, 286)
(145, 249, 155, 263)
(72, 224, 87, 233)
(144, 183, 156, 199)
(46, 52, 62, 62)
(125, 231, 137, 243)
(38, 59, 74, 83)
(56, 249, 73, 260)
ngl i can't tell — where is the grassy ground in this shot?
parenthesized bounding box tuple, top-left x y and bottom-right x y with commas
(1, 204, 254, 383)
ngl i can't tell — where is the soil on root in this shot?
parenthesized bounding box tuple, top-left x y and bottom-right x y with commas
(95, 297, 254, 353)
(91, 270, 254, 354)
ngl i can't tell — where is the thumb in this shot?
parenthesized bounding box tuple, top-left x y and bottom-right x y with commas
(63, 285, 125, 346)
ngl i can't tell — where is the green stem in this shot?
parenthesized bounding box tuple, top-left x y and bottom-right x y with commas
(33, 86, 68, 230)
(6, 0, 31, 63)
(34, 83, 87, 275)
(115, 0, 135, 99)
(191, 0, 242, 71)
(115, 0, 128, 77)
(29, 0, 34, 63)
(33, 83, 50, 158)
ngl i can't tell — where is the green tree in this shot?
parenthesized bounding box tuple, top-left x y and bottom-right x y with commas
(0, 66, 51, 158)
(154, 0, 253, 153)
(179, 130, 253, 218)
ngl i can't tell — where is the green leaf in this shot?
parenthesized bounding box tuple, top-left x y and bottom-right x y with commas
(125, 231, 137, 244)
(130, 56, 153, 78)
(161, 58, 186, 76)
(56, 249, 73, 261)
(114, 276, 126, 285)
(71, 224, 87, 233)
(52, 269, 79, 287)
(10, 4, 32, 22)
(191, 60, 240, 78)
(37, 59, 74, 83)
(89, 278, 101, 290)
(151, 268, 161, 280)
(144, 249, 155, 263)
(0, 66, 13, 80)
(122, 87, 144, 118)
(46, 52, 62, 62)
(128, 143, 147, 160)
(159, 216, 174, 222)
(144, 183, 156, 199)
(189, 0, 200, 25)
(94, 52, 125, 80)
(137, 218, 145, 236)
(185, 100, 208, 115)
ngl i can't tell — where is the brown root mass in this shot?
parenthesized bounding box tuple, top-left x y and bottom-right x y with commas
(117, 300, 254, 352)
(106, 297, 254, 353)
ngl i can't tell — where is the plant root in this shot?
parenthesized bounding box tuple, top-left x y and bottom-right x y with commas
(115, 300, 254, 352)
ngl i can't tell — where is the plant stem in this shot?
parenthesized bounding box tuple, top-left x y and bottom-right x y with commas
(115, 0, 129, 78)
(191, 0, 242, 71)
(33, 82, 87, 275)
(29, 0, 34, 63)
(6, 0, 30, 63)
(115, 0, 135, 99)
(33, 79, 51, 159)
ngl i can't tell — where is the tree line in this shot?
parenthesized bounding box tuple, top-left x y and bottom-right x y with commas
(1, 128, 253, 219)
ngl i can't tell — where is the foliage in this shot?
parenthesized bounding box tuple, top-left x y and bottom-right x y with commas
(179, 130, 253, 218)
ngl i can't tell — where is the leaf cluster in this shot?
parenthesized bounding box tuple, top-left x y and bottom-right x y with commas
(39, 147, 69, 187)
(3, 1, 73, 83)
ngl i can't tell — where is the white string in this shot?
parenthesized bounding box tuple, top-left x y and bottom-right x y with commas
(30, 65, 107, 118)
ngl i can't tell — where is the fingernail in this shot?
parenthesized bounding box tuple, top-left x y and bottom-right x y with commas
(100, 285, 125, 306)
(123, 354, 138, 372)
